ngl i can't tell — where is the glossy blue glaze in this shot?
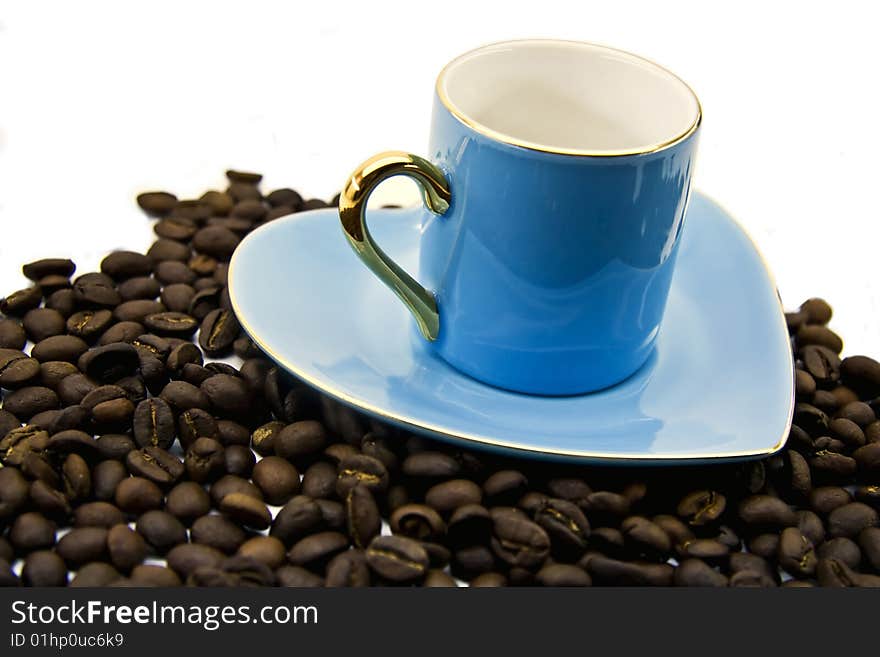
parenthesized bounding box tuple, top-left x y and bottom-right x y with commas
(228, 192, 794, 464)
(416, 99, 699, 394)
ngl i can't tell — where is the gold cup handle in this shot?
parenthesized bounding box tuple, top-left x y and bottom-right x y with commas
(339, 151, 451, 341)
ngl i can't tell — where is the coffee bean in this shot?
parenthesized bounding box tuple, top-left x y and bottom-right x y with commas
(98, 321, 144, 346)
(1, 286, 43, 315)
(191, 514, 247, 554)
(0, 349, 41, 389)
(198, 308, 239, 356)
(3, 386, 59, 419)
(853, 443, 880, 474)
(155, 260, 197, 286)
(676, 490, 726, 526)
(162, 482, 210, 526)
(115, 477, 163, 515)
(0, 318, 27, 350)
(160, 380, 210, 413)
(288, 531, 349, 571)
(401, 451, 461, 479)
(236, 536, 286, 570)
(271, 565, 321, 587)
(56, 527, 108, 566)
(425, 479, 483, 514)
(22, 550, 68, 586)
(200, 373, 251, 418)
(621, 516, 672, 561)
(827, 502, 878, 538)
(136, 510, 187, 554)
(817, 558, 880, 587)
(345, 485, 381, 548)
(22, 308, 66, 342)
(250, 456, 300, 505)
(841, 355, 880, 397)
(73, 501, 125, 528)
(489, 507, 550, 569)
(738, 495, 797, 528)
(482, 470, 528, 506)
(777, 527, 817, 577)
(211, 475, 263, 506)
(10, 512, 56, 552)
(129, 564, 182, 587)
(185, 437, 226, 483)
(534, 498, 590, 558)
(810, 450, 858, 479)
(220, 492, 271, 530)
(148, 239, 191, 262)
(830, 417, 866, 448)
(796, 509, 826, 545)
(126, 446, 184, 487)
(270, 495, 323, 546)
(337, 454, 389, 497)
(137, 191, 178, 216)
(95, 434, 136, 461)
(795, 369, 817, 399)
(154, 217, 197, 241)
(166, 543, 226, 579)
(579, 552, 673, 586)
(364, 534, 428, 581)
(673, 559, 728, 587)
(324, 549, 370, 587)
(747, 534, 780, 559)
(62, 453, 92, 501)
(274, 420, 326, 461)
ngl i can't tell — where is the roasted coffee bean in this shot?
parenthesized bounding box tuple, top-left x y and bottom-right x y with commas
(388, 504, 444, 543)
(154, 217, 197, 241)
(177, 408, 217, 450)
(489, 507, 550, 569)
(56, 527, 108, 566)
(275, 420, 326, 461)
(738, 495, 797, 528)
(223, 444, 255, 478)
(579, 552, 674, 586)
(95, 434, 136, 461)
(115, 476, 163, 515)
(22, 550, 68, 586)
(9, 512, 56, 553)
(117, 276, 161, 302)
(3, 385, 59, 419)
(856, 485, 880, 509)
(275, 565, 324, 587)
(810, 486, 852, 514)
(621, 516, 672, 561)
(582, 491, 631, 523)
(62, 453, 92, 501)
(165, 481, 211, 525)
(827, 502, 878, 538)
(108, 523, 150, 573)
(220, 493, 271, 530)
(136, 510, 187, 554)
(148, 239, 191, 262)
(830, 417, 866, 448)
(210, 475, 263, 506)
(345, 485, 381, 548)
(337, 454, 389, 497)
(201, 373, 251, 417)
(815, 537, 861, 569)
(288, 531, 349, 570)
(271, 496, 324, 546)
(0, 409, 20, 438)
(237, 536, 287, 570)
(401, 451, 461, 479)
(192, 225, 240, 260)
(677, 490, 726, 526)
(143, 311, 199, 337)
(22, 257, 75, 282)
(364, 534, 428, 581)
(425, 479, 483, 514)
(32, 335, 89, 365)
(747, 534, 781, 559)
(784, 450, 812, 498)
(129, 565, 182, 587)
(817, 558, 880, 587)
(451, 545, 496, 578)
(0, 318, 27, 350)
(126, 446, 184, 486)
(250, 420, 283, 456)
(252, 456, 300, 505)
(482, 470, 528, 506)
(22, 308, 65, 343)
(0, 349, 41, 388)
(198, 308, 239, 356)
(166, 543, 226, 579)
(534, 498, 590, 558)
(227, 183, 262, 204)
(69, 562, 120, 587)
(160, 380, 210, 412)
(841, 355, 880, 397)
(776, 526, 817, 577)
(322, 549, 369, 587)
(854, 443, 880, 474)
(673, 559, 728, 587)
(795, 369, 817, 399)
(802, 345, 841, 387)
(137, 191, 178, 216)
(155, 260, 197, 286)
(166, 342, 203, 373)
(98, 321, 144, 346)
(797, 509, 826, 546)
(185, 437, 226, 483)
(1, 286, 42, 315)
(191, 514, 247, 554)
(73, 501, 125, 528)
(810, 450, 858, 479)
(199, 190, 235, 215)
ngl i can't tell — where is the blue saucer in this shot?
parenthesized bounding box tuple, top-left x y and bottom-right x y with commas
(229, 192, 794, 464)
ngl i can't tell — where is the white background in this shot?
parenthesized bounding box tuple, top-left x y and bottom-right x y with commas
(1, 0, 878, 354)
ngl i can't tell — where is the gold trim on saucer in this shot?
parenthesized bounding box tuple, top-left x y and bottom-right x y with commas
(227, 190, 794, 463)
(435, 39, 703, 158)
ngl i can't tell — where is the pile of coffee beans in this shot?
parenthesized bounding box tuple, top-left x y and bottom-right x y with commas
(1, 170, 878, 587)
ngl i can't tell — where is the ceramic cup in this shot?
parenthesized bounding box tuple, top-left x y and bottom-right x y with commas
(339, 39, 701, 395)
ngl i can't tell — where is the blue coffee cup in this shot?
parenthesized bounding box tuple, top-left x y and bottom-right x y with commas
(339, 39, 701, 395)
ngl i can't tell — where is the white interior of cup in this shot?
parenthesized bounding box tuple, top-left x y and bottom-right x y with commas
(438, 40, 701, 155)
